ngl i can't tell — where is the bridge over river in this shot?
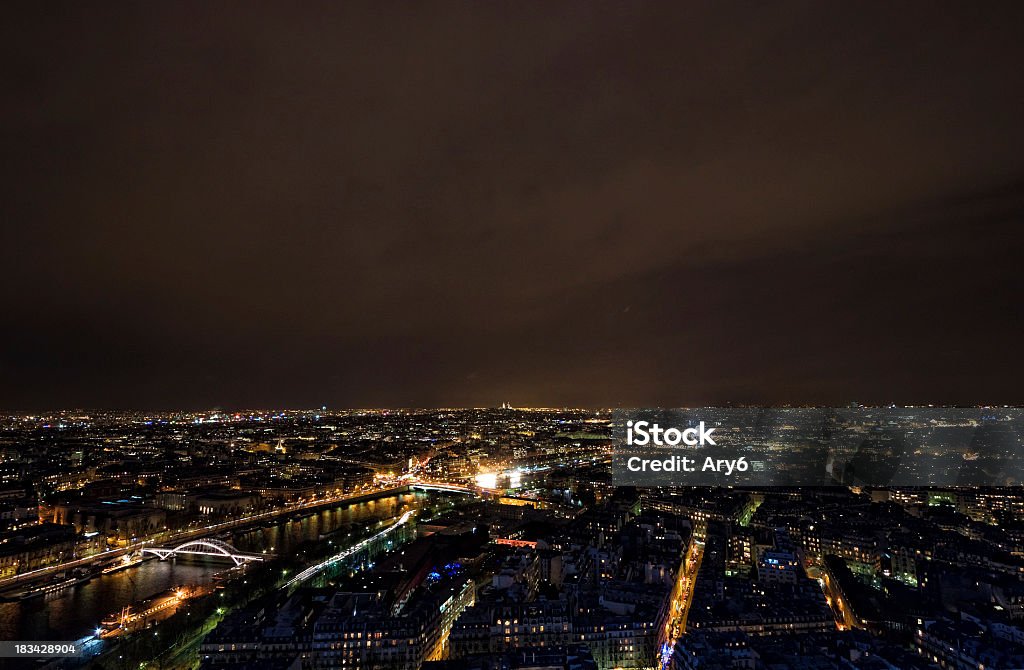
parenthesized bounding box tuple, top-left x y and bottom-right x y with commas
(142, 538, 267, 565)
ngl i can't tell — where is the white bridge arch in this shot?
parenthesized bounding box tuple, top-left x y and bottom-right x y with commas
(142, 538, 264, 566)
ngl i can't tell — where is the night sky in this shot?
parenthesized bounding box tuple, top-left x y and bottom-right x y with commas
(3, 3, 1023, 410)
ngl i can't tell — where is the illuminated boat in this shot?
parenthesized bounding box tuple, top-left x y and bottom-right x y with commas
(102, 553, 144, 574)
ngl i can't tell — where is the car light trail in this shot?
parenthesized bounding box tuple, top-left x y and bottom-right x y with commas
(283, 510, 417, 589)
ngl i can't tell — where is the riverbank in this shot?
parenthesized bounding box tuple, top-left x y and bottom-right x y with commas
(0, 484, 415, 594)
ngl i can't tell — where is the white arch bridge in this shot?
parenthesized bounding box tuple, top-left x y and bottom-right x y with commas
(142, 539, 266, 566)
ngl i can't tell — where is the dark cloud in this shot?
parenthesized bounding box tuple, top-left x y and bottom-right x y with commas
(2, 2, 1023, 409)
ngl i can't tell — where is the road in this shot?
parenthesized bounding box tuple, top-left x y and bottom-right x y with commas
(659, 537, 704, 669)
(815, 565, 855, 630)
(283, 509, 417, 588)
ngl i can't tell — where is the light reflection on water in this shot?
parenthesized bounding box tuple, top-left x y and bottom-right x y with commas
(0, 492, 424, 641)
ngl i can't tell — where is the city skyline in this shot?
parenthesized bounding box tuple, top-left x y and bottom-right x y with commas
(2, 407, 1024, 668)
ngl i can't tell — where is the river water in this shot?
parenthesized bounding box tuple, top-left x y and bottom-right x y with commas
(0, 491, 433, 642)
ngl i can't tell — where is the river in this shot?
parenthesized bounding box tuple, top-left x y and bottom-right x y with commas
(0, 490, 436, 642)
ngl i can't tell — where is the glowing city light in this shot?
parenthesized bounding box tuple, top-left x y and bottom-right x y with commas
(474, 472, 498, 489)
